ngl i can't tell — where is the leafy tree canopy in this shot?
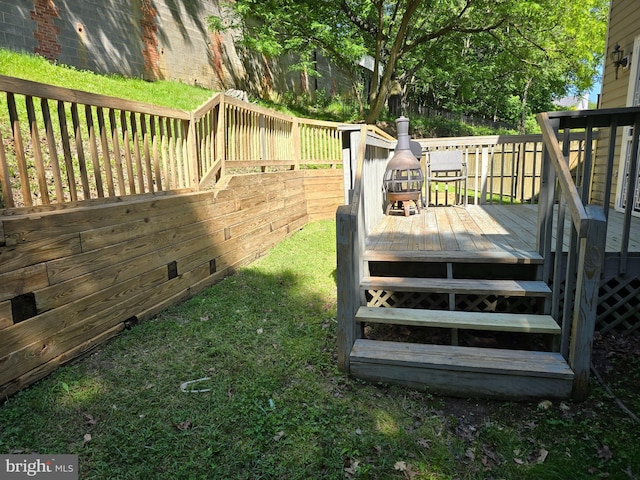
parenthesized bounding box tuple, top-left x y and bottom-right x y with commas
(225, 0, 608, 128)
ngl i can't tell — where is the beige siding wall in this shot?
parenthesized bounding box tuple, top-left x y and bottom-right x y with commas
(592, 0, 640, 207)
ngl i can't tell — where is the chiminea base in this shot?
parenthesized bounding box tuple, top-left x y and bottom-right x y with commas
(385, 191, 422, 216)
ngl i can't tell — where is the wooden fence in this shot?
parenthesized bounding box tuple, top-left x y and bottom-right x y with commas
(0, 75, 343, 209)
(0, 75, 346, 400)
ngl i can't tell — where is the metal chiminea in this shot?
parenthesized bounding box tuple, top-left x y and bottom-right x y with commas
(383, 116, 424, 216)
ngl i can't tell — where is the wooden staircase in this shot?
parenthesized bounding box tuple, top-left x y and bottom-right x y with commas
(348, 249, 574, 399)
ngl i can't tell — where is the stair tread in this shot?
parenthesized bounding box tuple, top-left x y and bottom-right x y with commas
(350, 339, 573, 379)
(355, 307, 560, 334)
(364, 250, 543, 264)
(362, 276, 551, 296)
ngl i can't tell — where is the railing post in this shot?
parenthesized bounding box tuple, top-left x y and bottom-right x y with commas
(570, 205, 606, 401)
(292, 118, 301, 170)
(336, 205, 360, 372)
(479, 147, 488, 204)
(187, 112, 199, 190)
(216, 95, 226, 179)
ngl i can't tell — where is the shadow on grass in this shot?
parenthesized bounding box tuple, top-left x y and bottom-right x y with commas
(1, 220, 640, 479)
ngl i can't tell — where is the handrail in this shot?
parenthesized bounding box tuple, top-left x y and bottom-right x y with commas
(0, 74, 190, 119)
(336, 125, 395, 372)
(535, 108, 625, 401)
(537, 112, 589, 237)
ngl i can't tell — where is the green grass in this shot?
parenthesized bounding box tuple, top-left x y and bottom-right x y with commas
(1, 220, 639, 479)
(0, 48, 213, 111)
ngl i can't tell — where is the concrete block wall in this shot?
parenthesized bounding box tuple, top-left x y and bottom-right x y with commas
(0, 0, 355, 98)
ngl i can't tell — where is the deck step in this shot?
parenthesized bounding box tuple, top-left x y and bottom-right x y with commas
(350, 339, 574, 399)
(355, 307, 560, 334)
(362, 276, 551, 297)
(364, 250, 544, 264)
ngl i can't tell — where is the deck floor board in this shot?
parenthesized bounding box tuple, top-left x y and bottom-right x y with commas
(367, 204, 640, 254)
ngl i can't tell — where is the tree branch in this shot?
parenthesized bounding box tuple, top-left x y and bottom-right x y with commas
(340, 0, 378, 37)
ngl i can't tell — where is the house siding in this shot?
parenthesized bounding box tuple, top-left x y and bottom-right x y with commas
(592, 0, 640, 208)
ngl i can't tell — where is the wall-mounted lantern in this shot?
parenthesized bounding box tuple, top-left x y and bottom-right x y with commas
(611, 43, 630, 79)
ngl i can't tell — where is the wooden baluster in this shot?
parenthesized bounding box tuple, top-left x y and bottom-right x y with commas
(96, 107, 115, 197)
(130, 112, 145, 193)
(0, 128, 15, 208)
(7, 93, 32, 206)
(140, 113, 154, 192)
(108, 108, 126, 196)
(120, 110, 136, 194)
(41, 99, 66, 203)
(85, 105, 104, 198)
(70, 103, 91, 199)
(57, 101, 78, 201)
(150, 115, 162, 191)
(25, 95, 50, 204)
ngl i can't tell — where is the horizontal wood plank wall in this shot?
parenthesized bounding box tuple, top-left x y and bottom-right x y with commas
(0, 169, 344, 399)
(304, 169, 344, 221)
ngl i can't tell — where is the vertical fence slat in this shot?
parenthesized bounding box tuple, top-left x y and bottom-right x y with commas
(25, 95, 50, 204)
(41, 99, 65, 203)
(85, 105, 104, 198)
(602, 122, 618, 221)
(130, 112, 146, 193)
(140, 114, 155, 192)
(0, 129, 15, 208)
(8, 93, 32, 206)
(96, 107, 115, 197)
(120, 110, 136, 194)
(71, 103, 91, 199)
(167, 117, 177, 189)
(150, 115, 162, 191)
(57, 101, 78, 201)
(109, 108, 126, 196)
(159, 117, 169, 190)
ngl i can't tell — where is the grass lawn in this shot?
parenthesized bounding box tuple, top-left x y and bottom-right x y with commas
(1, 220, 639, 479)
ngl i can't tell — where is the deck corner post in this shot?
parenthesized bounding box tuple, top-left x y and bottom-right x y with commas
(336, 205, 361, 373)
(187, 112, 200, 190)
(216, 94, 226, 179)
(569, 205, 607, 401)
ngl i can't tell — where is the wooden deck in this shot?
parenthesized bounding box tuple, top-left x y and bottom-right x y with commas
(367, 204, 640, 254)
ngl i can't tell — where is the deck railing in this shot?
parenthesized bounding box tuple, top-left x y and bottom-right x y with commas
(0, 75, 343, 209)
(336, 125, 395, 371)
(416, 133, 592, 205)
(536, 107, 640, 400)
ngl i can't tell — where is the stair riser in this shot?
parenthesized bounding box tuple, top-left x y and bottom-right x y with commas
(350, 362, 573, 400)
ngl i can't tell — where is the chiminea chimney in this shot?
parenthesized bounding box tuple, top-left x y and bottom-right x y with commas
(383, 116, 424, 216)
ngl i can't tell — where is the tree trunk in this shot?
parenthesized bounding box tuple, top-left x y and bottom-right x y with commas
(519, 77, 533, 134)
(365, 0, 422, 123)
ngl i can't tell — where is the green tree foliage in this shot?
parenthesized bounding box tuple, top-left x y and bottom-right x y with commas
(226, 0, 608, 127)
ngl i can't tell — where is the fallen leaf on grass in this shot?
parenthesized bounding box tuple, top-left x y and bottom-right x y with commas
(273, 431, 285, 442)
(394, 461, 408, 471)
(257, 328, 264, 334)
(417, 438, 431, 449)
(344, 458, 360, 478)
(529, 448, 549, 464)
(173, 420, 193, 431)
(83, 413, 98, 426)
(598, 445, 613, 461)
(394, 461, 419, 479)
(537, 400, 553, 410)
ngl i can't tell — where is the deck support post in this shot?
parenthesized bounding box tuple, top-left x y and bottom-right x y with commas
(336, 206, 362, 372)
(569, 205, 606, 401)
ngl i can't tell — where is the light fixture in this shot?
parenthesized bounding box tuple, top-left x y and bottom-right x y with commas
(611, 43, 628, 79)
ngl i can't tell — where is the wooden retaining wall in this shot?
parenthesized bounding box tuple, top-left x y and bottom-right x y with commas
(0, 168, 344, 400)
